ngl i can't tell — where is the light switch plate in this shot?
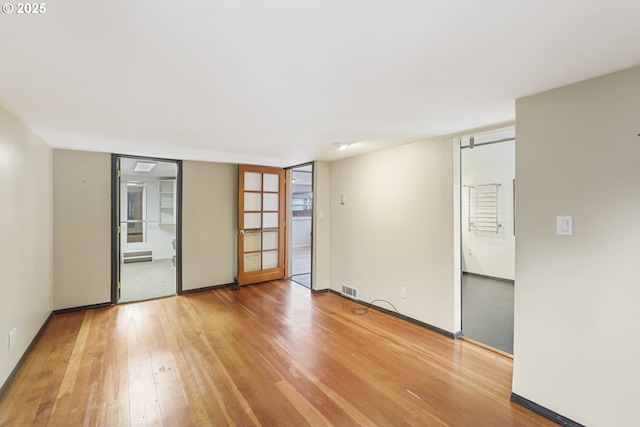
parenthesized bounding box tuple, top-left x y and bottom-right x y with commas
(557, 216, 573, 235)
(8, 328, 16, 350)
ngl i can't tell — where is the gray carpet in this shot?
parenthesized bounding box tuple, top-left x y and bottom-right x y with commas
(462, 273, 514, 354)
(120, 259, 176, 303)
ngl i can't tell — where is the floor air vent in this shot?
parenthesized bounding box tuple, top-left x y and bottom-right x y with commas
(341, 285, 358, 300)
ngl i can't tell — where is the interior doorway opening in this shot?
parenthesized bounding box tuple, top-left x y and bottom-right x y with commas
(460, 131, 515, 354)
(113, 155, 181, 303)
(287, 164, 313, 288)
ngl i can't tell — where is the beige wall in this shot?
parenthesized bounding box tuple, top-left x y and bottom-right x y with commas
(53, 149, 112, 309)
(181, 160, 236, 290)
(329, 139, 461, 334)
(312, 161, 331, 290)
(514, 66, 640, 426)
(51, 155, 239, 305)
(0, 105, 53, 387)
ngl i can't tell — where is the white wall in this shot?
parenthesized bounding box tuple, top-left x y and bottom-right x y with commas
(329, 139, 461, 334)
(53, 149, 112, 310)
(291, 181, 312, 246)
(120, 177, 176, 260)
(513, 66, 640, 426)
(461, 140, 515, 280)
(292, 217, 311, 246)
(0, 105, 53, 388)
(181, 160, 236, 291)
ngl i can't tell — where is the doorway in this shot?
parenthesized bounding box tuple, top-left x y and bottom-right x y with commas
(460, 132, 515, 354)
(236, 163, 313, 288)
(112, 155, 181, 303)
(288, 164, 313, 288)
(237, 165, 287, 286)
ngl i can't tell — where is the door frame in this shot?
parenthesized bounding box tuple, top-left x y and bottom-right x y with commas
(458, 131, 516, 351)
(285, 162, 314, 288)
(237, 164, 287, 286)
(111, 154, 183, 304)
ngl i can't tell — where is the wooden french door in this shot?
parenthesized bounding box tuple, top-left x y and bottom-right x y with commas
(237, 165, 286, 286)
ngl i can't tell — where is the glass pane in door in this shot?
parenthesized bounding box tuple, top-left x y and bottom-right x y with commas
(263, 251, 278, 269)
(263, 173, 279, 192)
(245, 172, 262, 191)
(263, 231, 278, 250)
(244, 233, 261, 252)
(263, 193, 279, 211)
(244, 252, 261, 272)
(244, 192, 261, 211)
(244, 213, 261, 230)
(263, 212, 278, 229)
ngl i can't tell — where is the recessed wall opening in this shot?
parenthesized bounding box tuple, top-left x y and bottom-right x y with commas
(287, 163, 313, 288)
(460, 130, 515, 354)
(112, 155, 181, 303)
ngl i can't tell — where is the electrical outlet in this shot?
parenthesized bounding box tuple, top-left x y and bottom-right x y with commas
(400, 287, 407, 298)
(8, 328, 16, 350)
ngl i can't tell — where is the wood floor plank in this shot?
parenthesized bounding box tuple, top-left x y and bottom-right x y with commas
(274, 379, 332, 426)
(107, 305, 132, 427)
(155, 299, 213, 427)
(46, 310, 95, 427)
(0, 312, 83, 427)
(0, 280, 558, 426)
(178, 292, 262, 427)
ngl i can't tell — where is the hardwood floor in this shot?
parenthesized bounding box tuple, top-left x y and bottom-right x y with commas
(0, 280, 555, 426)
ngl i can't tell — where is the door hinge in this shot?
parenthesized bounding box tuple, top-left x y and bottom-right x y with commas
(118, 281, 121, 290)
(118, 226, 121, 233)
(117, 169, 121, 177)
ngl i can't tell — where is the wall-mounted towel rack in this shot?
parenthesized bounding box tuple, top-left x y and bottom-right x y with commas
(467, 183, 501, 234)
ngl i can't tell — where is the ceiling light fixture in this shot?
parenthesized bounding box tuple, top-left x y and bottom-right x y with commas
(334, 142, 349, 151)
(134, 161, 157, 172)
